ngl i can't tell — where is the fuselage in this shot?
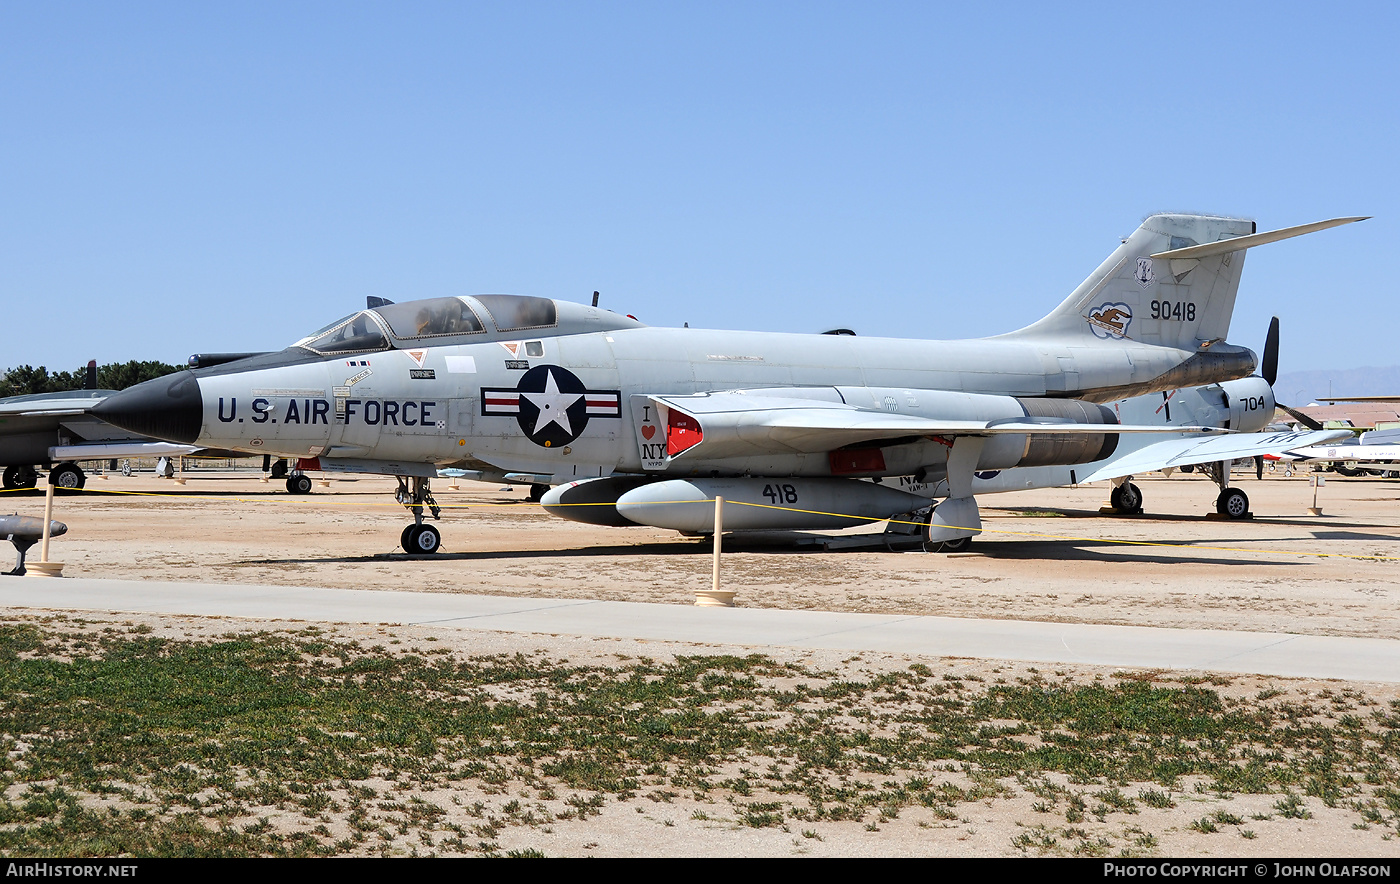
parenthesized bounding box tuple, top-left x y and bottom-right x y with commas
(109, 294, 1253, 484)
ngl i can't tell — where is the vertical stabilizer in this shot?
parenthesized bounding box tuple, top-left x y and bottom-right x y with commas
(1002, 214, 1366, 351)
(1000, 214, 1257, 350)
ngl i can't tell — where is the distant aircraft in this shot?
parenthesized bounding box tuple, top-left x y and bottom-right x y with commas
(91, 213, 1365, 554)
(1, 360, 290, 491)
(0, 360, 162, 489)
(1274, 427, 1400, 477)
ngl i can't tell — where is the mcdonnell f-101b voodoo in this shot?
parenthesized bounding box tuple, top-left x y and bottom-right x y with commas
(92, 213, 1364, 554)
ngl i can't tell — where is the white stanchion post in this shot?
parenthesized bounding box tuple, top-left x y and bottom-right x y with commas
(696, 496, 734, 607)
(1308, 474, 1325, 516)
(40, 481, 53, 563)
(28, 479, 64, 577)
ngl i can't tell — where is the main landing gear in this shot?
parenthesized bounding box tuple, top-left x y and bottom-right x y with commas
(49, 462, 86, 490)
(1, 465, 84, 491)
(1109, 479, 1143, 514)
(1105, 466, 1251, 520)
(2, 466, 39, 490)
(1202, 461, 1251, 520)
(1216, 486, 1250, 519)
(918, 439, 985, 553)
(396, 475, 442, 554)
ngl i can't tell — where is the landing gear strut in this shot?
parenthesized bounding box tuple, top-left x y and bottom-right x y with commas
(396, 476, 442, 554)
(920, 438, 985, 553)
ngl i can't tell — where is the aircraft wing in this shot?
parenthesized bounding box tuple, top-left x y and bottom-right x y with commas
(650, 392, 1223, 460)
(1079, 429, 1351, 483)
(0, 391, 111, 416)
(1284, 442, 1400, 463)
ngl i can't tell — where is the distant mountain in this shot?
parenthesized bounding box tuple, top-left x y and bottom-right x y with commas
(1275, 366, 1400, 406)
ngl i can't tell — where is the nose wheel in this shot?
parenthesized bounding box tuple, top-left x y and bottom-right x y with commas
(401, 523, 442, 555)
(286, 474, 313, 495)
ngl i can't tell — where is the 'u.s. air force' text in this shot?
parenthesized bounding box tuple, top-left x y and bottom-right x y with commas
(215, 398, 438, 426)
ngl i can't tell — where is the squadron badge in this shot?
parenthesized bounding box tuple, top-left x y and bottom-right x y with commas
(1135, 256, 1155, 288)
(1087, 302, 1133, 339)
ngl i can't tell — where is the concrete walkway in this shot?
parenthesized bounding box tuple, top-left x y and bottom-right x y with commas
(2, 576, 1398, 682)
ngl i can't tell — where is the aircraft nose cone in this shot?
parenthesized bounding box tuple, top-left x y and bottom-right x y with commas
(92, 372, 204, 444)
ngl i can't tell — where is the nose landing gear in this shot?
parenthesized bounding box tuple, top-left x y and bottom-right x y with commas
(286, 474, 314, 495)
(401, 523, 442, 554)
(396, 475, 442, 554)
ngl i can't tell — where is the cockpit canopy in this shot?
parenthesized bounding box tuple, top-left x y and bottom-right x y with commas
(293, 295, 644, 356)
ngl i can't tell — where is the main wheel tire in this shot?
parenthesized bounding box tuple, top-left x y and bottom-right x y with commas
(401, 524, 418, 552)
(939, 535, 972, 553)
(528, 483, 549, 502)
(50, 463, 85, 490)
(1216, 487, 1250, 519)
(1110, 482, 1143, 514)
(407, 523, 441, 554)
(919, 505, 974, 553)
(3, 466, 38, 489)
(286, 474, 313, 495)
(1180, 464, 1195, 473)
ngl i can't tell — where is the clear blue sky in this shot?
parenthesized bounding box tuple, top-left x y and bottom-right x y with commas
(2, 2, 1394, 374)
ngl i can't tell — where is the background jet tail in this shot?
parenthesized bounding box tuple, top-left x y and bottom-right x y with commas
(998, 214, 1365, 352)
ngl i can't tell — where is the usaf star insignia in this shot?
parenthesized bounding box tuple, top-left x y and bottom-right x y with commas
(482, 365, 621, 448)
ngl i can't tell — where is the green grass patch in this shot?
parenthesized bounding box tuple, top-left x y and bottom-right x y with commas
(1, 619, 1397, 856)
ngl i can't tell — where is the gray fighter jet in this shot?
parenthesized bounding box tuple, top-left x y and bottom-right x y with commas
(0, 388, 154, 490)
(91, 213, 1365, 554)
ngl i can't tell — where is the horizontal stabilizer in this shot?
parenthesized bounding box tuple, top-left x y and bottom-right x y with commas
(1080, 429, 1350, 483)
(1150, 217, 1368, 260)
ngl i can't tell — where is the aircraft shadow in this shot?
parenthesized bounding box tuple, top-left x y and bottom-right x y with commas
(1308, 530, 1400, 542)
(967, 540, 1297, 567)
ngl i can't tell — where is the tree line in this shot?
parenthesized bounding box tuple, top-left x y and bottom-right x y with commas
(2, 361, 185, 396)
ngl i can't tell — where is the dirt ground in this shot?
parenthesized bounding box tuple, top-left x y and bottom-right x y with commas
(2, 466, 1399, 857)
(11, 466, 1400, 640)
